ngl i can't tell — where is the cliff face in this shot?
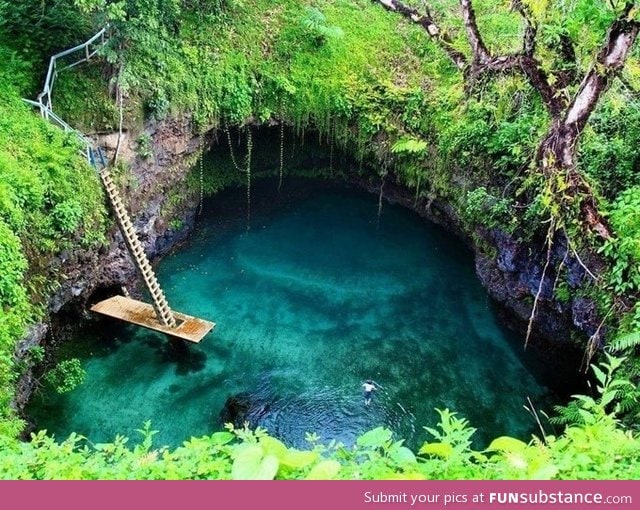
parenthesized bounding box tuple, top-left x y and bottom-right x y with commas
(69, 117, 204, 302)
(475, 228, 601, 345)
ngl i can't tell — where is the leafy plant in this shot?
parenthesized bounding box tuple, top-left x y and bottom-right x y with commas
(301, 7, 343, 47)
(463, 187, 514, 231)
(551, 354, 636, 426)
(44, 358, 86, 394)
(391, 137, 428, 155)
(51, 200, 83, 234)
(136, 133, 153, 159)
(608, 330, 640, 353)
(599, 186, 640, 295)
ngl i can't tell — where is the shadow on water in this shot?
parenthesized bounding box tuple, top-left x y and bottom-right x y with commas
(158, 340, 208, 376)
(27, 179, 579, 451)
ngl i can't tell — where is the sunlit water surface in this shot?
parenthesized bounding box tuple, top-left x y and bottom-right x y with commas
(29, 183, 555, 450)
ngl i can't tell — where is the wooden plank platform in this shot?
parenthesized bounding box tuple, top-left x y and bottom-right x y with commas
(90, 295, 215, 343)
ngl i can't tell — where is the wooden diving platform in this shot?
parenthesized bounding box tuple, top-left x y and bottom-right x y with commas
(90, 295, 215, 343)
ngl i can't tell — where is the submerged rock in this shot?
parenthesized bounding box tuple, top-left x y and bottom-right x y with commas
(220, 392, 273, 428)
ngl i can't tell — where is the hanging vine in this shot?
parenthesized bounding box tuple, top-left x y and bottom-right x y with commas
(224, 124, 253, 229)
(198, 130, 204, 216)
(226, 125, 247, 173)
(278, 119, 284, 192)
(245, 128, 252, 230)
(329, 119, 334, 177)
(377, 166, 387, 229)
(525, 217, 556, 349)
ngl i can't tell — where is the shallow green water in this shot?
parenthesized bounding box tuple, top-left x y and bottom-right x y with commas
(29, 183, 555, 450)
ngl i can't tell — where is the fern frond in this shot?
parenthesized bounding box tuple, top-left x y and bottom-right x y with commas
(607, 331, 640, 353)
(549, 402, 584, 426)
(617, 396, 638, 413)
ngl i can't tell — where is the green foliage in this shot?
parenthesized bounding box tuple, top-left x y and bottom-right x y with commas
(1, 0, 640, 479)
(463, 187, 515, 231)
(51, 200, 84, 234)
(391, 137, 428, 155)
(551, 354, 637, 427)
(301, 6, 344, 47)
(27, 345, 46, 365)
(608, 330, 640, 354)
(599, 186, 640, 296)
(136, 133, 153, 159)
(44, 358, 86, 394)
(0, 1, 93, 94)
(0, 221, 28, 307)
(0, 49, 107, 432)
(580, 95, 640, 199)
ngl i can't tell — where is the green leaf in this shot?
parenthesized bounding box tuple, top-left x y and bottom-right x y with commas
(231, 445, 279, 480)
(418, 442, 453, 458)
(281, 450, 318, 469)
(591, 365, 607, 387)
(259, 436, 288, 459)
(529, 463, 559, 480)
(257, 455, 280, 480)
(389, 445, 417, 465)
(209, 432, 235, 446)
(357, 427, 393, 449)
(599, 390, 617, 408)
(578, 409, 596, 425)
(487, 436, 528, 453)
(305, 460, 341, 480)
(391, 137, 428, 154)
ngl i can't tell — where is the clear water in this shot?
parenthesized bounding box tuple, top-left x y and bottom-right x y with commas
(29, 183, 555, 450)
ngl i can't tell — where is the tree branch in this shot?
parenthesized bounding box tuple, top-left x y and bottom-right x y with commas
(374, 0, 467, 70)
(459, 0, 490, 64)
(565, 16, 640, 134)
(464, 0, 563, 117)
(510, 0, 537, 56)
(468, 54, 565, 117)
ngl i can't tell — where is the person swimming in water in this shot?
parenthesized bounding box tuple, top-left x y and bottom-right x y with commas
(362, 380, 377, 406)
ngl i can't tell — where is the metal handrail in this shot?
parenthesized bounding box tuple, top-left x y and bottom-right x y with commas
(37, 27, 108, 111)
(23, 27, 109, 165)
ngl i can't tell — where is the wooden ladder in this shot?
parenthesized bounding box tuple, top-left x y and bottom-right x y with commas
(99, 168, 177, 328)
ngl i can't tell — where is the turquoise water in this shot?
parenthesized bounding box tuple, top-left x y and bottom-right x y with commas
(29, 183, 554, 450)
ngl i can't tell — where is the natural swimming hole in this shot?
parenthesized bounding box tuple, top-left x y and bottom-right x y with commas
(28, 182, 557, 451)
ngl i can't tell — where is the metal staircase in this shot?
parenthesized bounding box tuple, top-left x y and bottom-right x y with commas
(99, 168, 177, 328)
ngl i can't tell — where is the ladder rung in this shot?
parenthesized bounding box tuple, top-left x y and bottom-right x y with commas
(102, 169, 177, 327)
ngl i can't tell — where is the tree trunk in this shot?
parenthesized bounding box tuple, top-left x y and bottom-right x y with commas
(537, 14, 640, 239)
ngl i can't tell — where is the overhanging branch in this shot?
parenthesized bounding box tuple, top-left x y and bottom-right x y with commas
(374, 0, 467, 70)
(460, 0, 490, 64)
(565, 16, 640, 133)
(510, 0, 537, 56)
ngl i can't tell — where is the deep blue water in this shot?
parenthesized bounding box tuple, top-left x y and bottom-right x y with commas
(29, 183, 554, 450)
